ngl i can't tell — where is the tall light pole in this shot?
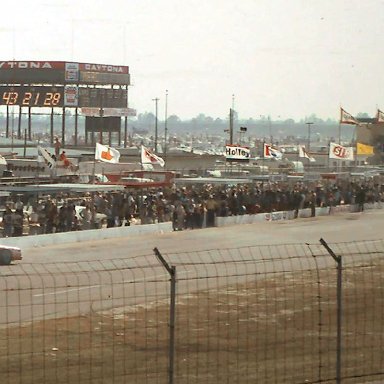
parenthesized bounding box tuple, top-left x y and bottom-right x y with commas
(229, 108, 234, 144)
(164, 90, 168, 166)
(268, 115, 272, 144)
(152, 97, 159, 152)
(229, 94, 235, 144)
(306, 122, 314, 151)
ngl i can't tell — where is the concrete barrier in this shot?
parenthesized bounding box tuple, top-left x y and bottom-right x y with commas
(2, 222, 173, 250)
(216, 204, 360, 227)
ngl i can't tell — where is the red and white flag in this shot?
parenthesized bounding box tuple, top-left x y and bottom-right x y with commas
(141, 145, 165, 167)
(329, 142, 354, 161)
(298, 145, 315, 162)
(95, 143, 120, 164)
(263, 143, 283, 160)
(376, 109, 384, 123)
(340, 108, 359, 125)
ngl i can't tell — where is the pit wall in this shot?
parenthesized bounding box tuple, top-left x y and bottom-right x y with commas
(215, 202, 382, 226)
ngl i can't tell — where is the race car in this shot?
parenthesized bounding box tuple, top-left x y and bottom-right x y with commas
(0, 245, 22, 265)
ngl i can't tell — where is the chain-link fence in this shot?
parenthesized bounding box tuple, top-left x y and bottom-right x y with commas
(1, 239, 384, 383)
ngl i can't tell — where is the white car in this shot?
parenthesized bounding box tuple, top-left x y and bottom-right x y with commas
(0, 245, 22, 265)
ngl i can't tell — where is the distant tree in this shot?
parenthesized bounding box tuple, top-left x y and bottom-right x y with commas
(304, 114, 324, 124)
(214, 117, 223, 124)
(137, 112, 155, 126)
(194, 113, 206, 123)
(356, 112, 370, 118)
(167, 115, 181, 125)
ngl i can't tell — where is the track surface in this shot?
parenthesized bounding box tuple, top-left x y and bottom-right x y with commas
(1, 209, 383, 325)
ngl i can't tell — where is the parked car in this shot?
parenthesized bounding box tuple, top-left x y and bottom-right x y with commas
(0, 245, 22, 265)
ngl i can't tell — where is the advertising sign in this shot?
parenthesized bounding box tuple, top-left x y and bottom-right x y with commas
(225, 144, 250, 162)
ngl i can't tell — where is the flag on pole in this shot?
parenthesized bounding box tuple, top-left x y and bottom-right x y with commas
(340, 108, 359, 125)
(141, 145, 165, 167)
(37, 146, 56, 169)
(263, 143, 283, 160)
(298, 145, 316, 162)
(95, 143, 120, 163)
(376, 109, 384, 123)
(329, 142, 354, 160)
(356, 142, 374, 155)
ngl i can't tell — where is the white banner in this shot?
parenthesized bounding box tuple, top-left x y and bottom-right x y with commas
(329, 142, 354, 161)
(299, 145, 315, 162)
(65, 62, 79, 82)
(64, 85, 79, 107)
(37, 146, 56, 169)
(80, 107, 136, 117)
(263, 143, 283, 160)
(225, 144, 250, 162)
(141, 146, 165, 167)
(95, 143, 120, 163)
(340, 107, 358, 125)
(376, 109, 384, 123)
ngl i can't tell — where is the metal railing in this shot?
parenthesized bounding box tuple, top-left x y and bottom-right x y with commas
(1, 239, 384, 383)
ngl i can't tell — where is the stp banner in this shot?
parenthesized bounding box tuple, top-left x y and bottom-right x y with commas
(329, 142, 354, 161)
(225, 144, 250, 162)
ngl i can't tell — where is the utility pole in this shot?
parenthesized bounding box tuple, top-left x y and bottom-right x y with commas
(306, 122, 314, 151)
(164, 90, 168, 167)
(152, 97, 159, 152)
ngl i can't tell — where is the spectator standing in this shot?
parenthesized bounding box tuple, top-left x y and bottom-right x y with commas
(174, 201, 186, 231)
(13, 209, 24, 237)
(81, 205, 92, 230)
(3, 207, 13, 237)
(355, 186, 366, 212)
(205, 195, 217, 227)
(54, 137, 61, 158)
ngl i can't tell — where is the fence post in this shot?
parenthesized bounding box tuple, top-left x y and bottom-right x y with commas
(320, 238, 342, 384)
(154, 247, 176, 384)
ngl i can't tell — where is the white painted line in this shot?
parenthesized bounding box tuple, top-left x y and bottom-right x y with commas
(33, 285, 102, 297)
(32, 270, 190, 298)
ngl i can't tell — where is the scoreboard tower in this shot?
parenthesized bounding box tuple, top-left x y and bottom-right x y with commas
(0, 61, 132, 147)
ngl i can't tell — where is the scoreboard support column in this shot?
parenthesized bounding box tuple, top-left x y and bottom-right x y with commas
(74, 108, 78, 146)
(17, 106, 22, 139)
(28, 107, 32, 141)
(6, 106, 9, 138)
(124, 116, 128, 148)
(50, 108, 54, 145)
(61, 107, 66, 147)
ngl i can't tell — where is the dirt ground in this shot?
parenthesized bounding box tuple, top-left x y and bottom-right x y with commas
(1, 260, 384, 384)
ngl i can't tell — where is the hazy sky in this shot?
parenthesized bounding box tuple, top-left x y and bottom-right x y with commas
(1, 0, 383, 121)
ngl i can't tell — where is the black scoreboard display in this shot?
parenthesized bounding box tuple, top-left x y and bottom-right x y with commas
(0, 85, 64, 107)
(0, 85, 128, 108)
(78, 87, 127, 108)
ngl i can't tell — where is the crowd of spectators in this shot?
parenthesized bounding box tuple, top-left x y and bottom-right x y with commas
(1, 179, 383, 237)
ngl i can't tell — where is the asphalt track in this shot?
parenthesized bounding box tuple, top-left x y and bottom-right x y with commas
(1, 209, 383, 325)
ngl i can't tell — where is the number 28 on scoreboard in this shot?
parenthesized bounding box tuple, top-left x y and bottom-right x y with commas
(0, 86, 63, 107)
